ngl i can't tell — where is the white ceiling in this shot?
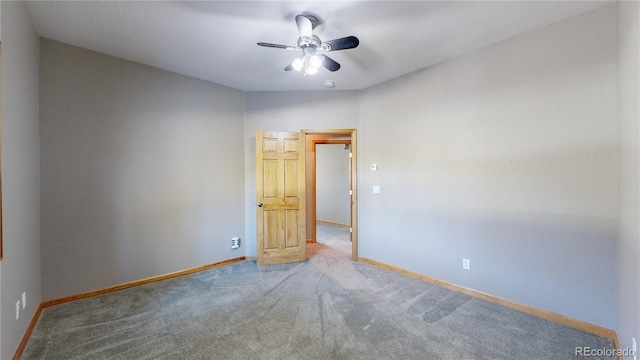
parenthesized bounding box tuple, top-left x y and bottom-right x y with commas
(25, 1, 611, 92)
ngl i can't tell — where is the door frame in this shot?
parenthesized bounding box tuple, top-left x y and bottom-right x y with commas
(309, 139, 351, 242)
(303, 129, 358, 261)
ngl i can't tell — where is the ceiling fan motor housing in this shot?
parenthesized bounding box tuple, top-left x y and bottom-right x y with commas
(298, 35, 322, 49)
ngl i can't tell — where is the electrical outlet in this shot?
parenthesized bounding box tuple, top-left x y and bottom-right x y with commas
(632, 337, 636, 360)
(462, 258, 470, 270)
(16, 301, 20, 320)
(231, 237, 241, 249)
(22, 292, 26, 309)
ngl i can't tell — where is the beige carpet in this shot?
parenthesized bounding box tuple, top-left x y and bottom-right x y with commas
(316, 221, 352, 256)
(23, 223, 615, 359)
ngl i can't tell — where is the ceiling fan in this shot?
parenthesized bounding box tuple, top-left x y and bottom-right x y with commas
(257, 14, 359, 75)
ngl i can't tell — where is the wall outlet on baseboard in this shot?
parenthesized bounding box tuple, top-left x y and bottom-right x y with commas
(231, 237, 241, 249)
(462, 258, 470, 270)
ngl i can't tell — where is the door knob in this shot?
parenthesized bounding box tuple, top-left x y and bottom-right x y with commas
(257, 202, 264, 208)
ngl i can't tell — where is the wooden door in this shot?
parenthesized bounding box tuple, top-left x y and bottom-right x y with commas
(256, 131, 306, 265)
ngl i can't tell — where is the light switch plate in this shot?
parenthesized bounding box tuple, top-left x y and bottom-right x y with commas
(373, 185, 381, 194)
(371, 163, 378, 171)
(463, 258, 471, 270)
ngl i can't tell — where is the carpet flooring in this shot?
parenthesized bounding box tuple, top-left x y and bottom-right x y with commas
(22, 223, 615, 359)
(316, 221, 352, 256)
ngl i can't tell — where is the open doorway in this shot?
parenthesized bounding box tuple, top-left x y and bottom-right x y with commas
(304, 129, 358, 261)
(315, 144, 352, 257)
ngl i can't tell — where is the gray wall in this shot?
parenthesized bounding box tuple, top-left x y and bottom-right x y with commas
(358, 5, 617, 328)
(316, 144, 350, 225)
(244, 91, 359, 256)
(1, 2, 42, 358)
(40, 40, 245, 300)
(616, 0, 640, 352)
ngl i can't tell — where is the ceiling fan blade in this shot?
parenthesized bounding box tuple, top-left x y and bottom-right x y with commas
(321, 36, 360, 51)
(257, 42, 299, 51)
(321, 55, 341, 72)
(295, 15, 313, 39)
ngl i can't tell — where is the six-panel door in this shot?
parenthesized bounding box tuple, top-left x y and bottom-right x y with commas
(256, 131, 306, 265)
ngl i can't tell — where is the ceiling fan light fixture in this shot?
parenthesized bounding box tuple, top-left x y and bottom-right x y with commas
(291, 57, 305, 72)
(308, 55, 322, 69)
(304, 55, 322, 75)
(305, 64, 319, 75)
(258, 13, 359, 76)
